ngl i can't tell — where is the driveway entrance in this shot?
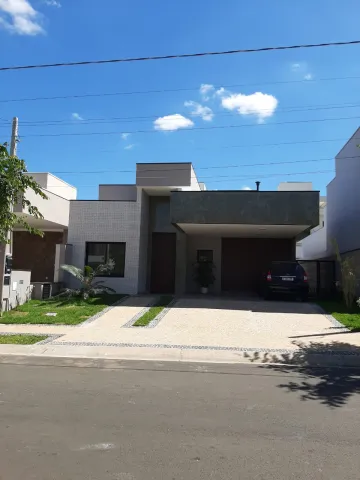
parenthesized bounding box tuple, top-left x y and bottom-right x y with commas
(54, 296, 348, 352)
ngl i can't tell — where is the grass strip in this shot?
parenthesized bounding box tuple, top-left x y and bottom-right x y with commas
(0, 334, 48, 345)
(0, 294, 127, 326)
(133, 296, 173, 327)
(316, 300, 360, 331)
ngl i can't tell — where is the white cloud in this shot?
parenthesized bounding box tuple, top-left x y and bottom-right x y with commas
(219, 90, 278, 123)
(184, 101, 214, 121)
(242, 186, 252, 190)
(44, 0, 61, 6)
(290, 62, 313, 81)
(72, 112, 83, 121)
(154, 114, 194, 132)
(215, 87, 227, 97)
(0, 0, 44, 35)
(121, 133, 130, 140)
(124, 144, 135, 150)
(291, 63, 301, 71)
(199, 83, 214, 101)
(304, 73, 313, 81)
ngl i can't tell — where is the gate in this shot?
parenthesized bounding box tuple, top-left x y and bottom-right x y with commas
(298, 260, 336, 299)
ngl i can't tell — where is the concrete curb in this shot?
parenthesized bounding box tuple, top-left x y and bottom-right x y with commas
(1, 345, 360, 368)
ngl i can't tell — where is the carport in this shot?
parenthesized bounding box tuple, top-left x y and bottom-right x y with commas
(170, 190, 320, 294)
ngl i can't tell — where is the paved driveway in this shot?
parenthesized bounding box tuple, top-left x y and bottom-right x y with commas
(51, 295, 349, 351)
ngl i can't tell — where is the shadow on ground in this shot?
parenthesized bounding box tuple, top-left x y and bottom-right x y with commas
(244, 341, 360, 408)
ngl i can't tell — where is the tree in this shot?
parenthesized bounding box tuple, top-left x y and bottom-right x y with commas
(333, 239, 358, 310)
(58, 261, 116, 300)
(0, 143, 47, 243)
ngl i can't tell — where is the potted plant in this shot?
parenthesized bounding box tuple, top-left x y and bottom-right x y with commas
(193, 261, 215, 294)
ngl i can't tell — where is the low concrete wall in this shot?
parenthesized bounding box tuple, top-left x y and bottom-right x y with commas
(2, 270, 32, 311)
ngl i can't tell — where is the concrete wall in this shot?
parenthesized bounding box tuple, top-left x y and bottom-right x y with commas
(327, 131, 360, 254)
(137, 190, 149, 293)
(136, 163, 193, 187)
(186, 236, 222, 294)
(299, 226, 327, 260)
(27, 173, 77, 200)
(14, 188, 71, 228)
(171, 191, 320, 227)
(67, 199, 142, 294)
(278, 182, 312, 191)
(99, 185, 137, 201)
(2, 270, 32, 311)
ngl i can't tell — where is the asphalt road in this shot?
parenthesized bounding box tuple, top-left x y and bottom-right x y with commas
(0, 361, 360, 480)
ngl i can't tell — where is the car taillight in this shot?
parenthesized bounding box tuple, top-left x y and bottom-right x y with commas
(266, 271, 272, 282)
(303, 272, 308, 282)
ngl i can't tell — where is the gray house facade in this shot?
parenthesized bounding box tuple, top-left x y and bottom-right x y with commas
(67, 163, 319, 295)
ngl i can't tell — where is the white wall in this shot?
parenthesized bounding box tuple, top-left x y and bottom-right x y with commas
(67, 198, 142, 294)
(16, 188, 71, 228)
(278, 182, 313, 191)
(327, 129, 360, 254)
(28, 173, 77, 200)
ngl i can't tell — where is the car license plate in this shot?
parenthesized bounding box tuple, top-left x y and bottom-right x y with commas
(282, 277, 294, 281)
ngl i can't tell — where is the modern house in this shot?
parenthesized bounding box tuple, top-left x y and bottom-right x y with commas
(12, 172, 77, 298)
(66, 163, 319, 295)
(298, 127, 360, 266)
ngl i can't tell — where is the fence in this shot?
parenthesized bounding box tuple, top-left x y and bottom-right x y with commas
(298, 260, 336, 299)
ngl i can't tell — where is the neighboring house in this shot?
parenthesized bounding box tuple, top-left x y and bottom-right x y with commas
(66, 162, 319, 295)
(12, 172, 77, 297)
(299, 127, 360, 264)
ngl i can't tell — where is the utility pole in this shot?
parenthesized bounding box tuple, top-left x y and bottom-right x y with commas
(0, 117, 18, 313)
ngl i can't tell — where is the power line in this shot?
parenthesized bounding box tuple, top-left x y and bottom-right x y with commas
(42, 168, 334, 189)
(1, 40, 359, 72)
(1, 101, 360, 128)
(17, 115, 360, 138)
(50, 153, 360, 176)
(53, 156, 334, 175)
(1, 74, 360, 104)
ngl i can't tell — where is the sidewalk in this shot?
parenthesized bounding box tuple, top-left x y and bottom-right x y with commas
(2, 295, 360, 368)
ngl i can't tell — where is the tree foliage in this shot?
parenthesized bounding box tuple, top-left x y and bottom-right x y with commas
(0, 143, 47, 243)
(58, 261, 116, 300)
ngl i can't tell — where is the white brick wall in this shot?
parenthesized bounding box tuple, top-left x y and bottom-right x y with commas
(67, 199, 142, 294)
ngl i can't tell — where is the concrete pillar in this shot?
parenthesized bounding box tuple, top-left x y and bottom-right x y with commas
(175, 230, 187, 295)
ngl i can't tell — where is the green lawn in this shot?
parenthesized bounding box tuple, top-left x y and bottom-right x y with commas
(0, 294, 126, 326)
(0, 334, 48, 345)
(133, 296, 173, 327)
(316, 300, 360, 331)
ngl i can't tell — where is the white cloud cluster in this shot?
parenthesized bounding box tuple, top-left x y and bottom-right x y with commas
(199, 83, 215, 101)
(124, 144, 135, 150)
(242, 186, 252, 190)
(121, 133, 130, 140)
(0, 0, 44, 35)
(72, 112, 83, 121)
(184, 100, 214, 121)
(218, 89, 278, 123)
(154, 114, 194, 132)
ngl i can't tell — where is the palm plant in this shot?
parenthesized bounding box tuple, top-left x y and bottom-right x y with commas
(58, 260, 116, 300)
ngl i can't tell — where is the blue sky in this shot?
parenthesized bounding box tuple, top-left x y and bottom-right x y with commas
(0, 0, 360, 199)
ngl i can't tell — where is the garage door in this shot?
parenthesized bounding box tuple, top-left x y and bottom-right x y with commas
(221, 238, 294, 292)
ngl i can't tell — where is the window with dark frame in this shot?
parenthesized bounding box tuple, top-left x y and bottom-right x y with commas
(85, 242, 126, 277)
(197, 250, 213, 263)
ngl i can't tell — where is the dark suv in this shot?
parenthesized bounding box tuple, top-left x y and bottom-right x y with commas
(262, 261, 309, 301)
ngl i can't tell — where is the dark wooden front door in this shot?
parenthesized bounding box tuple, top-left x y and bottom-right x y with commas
(221, 238, 294, 292)
(150, 233, 176, 293)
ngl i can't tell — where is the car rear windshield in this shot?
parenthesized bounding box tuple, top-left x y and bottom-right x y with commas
(270, 262, 304, 276)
